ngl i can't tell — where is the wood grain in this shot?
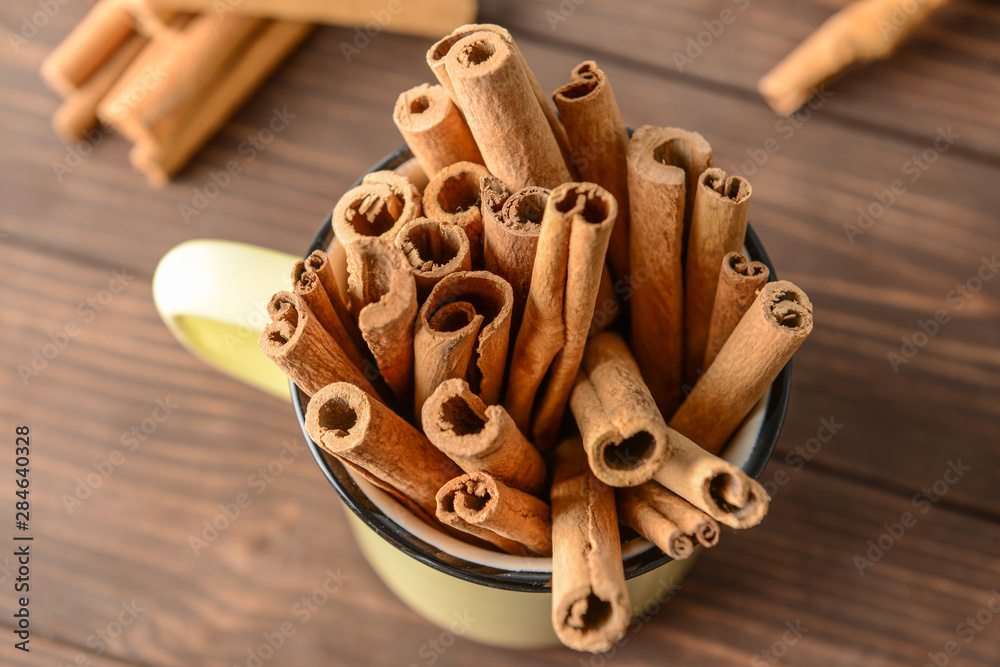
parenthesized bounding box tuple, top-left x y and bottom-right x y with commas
(2, 0, 999, 663)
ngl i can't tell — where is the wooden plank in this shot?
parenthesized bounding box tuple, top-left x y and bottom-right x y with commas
(3, 242, 1000, 665)
(480, 0, 1000, 161)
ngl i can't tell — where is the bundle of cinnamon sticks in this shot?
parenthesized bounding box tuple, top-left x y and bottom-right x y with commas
(259, 23, 815, 654)
(40, 0, 475, 185)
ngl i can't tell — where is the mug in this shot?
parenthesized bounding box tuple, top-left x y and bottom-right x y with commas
(153, 147, 790, 649)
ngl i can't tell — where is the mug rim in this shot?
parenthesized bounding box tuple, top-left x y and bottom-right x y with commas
(292, 145, 791, 592)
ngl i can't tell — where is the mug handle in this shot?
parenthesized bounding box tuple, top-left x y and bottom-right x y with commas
(153, 239, 298, 401)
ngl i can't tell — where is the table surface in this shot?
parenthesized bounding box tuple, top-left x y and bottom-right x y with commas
(2, 0, 999, 665)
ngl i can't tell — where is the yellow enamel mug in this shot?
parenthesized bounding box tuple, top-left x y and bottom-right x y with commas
(153, 147, 790, 649)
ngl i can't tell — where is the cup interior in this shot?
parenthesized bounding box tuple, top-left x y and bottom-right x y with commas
(291, 146, 791, 592)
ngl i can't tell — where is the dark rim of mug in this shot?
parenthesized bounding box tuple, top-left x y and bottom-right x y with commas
(291, 145, 790, 592)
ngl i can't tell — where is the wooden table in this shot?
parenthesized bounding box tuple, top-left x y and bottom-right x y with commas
(2, 1, 999, 664)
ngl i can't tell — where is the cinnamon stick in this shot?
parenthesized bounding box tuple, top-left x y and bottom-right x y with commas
(52, 32, 148, 142)
(436, 472, 552, 555)
(422, 378, 546, 496)
(413, 271, 514, 420)
(101, 13, 265, 146)
(550, 438, 629, 654)
(703, 252, 769, 370)
(40, 0, 136, 97)
(484, 182, 548, 334)
(569, 332, 670, 488)
(125, 20, 314, 184)
(292, 259, 371, 377)
(392, 83, 484, 179)
(652, 428, 769, 529)
(617, 482, 720, 558)
(343, 237, 418, 403)
(553, 61, 630, 284)
(394, 217, 472, 301)
(683, 168, 752, 385)
(442, 30, 570, 190)
(300, 250, 366, 358)
(671, 280, 813, 455)
(305, 382, 462, 526)
(332, 170, 423, 246)
(627, 125, 712, 417)
(505, 182, 617, 447)
(421, 161, 491, 268)
(758, 0, 952, 116)
(258, 292, 376, 397)
(427, 23, 573, 167)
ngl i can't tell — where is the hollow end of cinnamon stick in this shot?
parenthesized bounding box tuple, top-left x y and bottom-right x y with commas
(422, 378, 546, 496)
(760, 280, 814, 337)
(395, 217, 471, 299)
(393, 83, 483, 178)
(704, 472, 770, 529)
(332, 171, 421, 245)
(435, 474, 526, 554)
(422, 161, 490, 267)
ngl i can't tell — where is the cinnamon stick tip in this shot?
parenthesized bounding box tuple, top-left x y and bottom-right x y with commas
(760, 280, 813, 336)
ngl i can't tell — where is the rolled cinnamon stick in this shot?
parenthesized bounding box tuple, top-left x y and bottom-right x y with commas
(436, 472, 552, 555)
(40, 0, 136, 97)
(427, 23, 573, 167)
(627, 125, 712, 417)
(671, 280, 813, 455)
(683, 168, 752, 385)
(52, 32, 148, 142)
(422, 378, 546, 496)
(332, 170, 423, 245)
(300, 250, 365, 355)
(652, 427, 769, 529)
(506, 182, 617, 447)
(550, 438, 630, 654)
(616, 488, 693, 560)
(569, 332, 670, 488)
(617, 482, 720, 555)
(292, 261, 371, 377)
(443, 30, 570, 190)
(102, 13, 265, 145)
(305, 382, 462, 526)
(414, 271, 514, 420)
(343, 237, 418, 403)
(421, 161, 491, 268)
(703, 252, 769, 370)
(394, 217, 472, 301)
(553, 61, 630, 284)
(758, 0, 952, 116)
(126, 20, 314, 184)
(392, 83, 484, 179)
(258, 292, 376, 397)
(485, 182, 548, 334)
